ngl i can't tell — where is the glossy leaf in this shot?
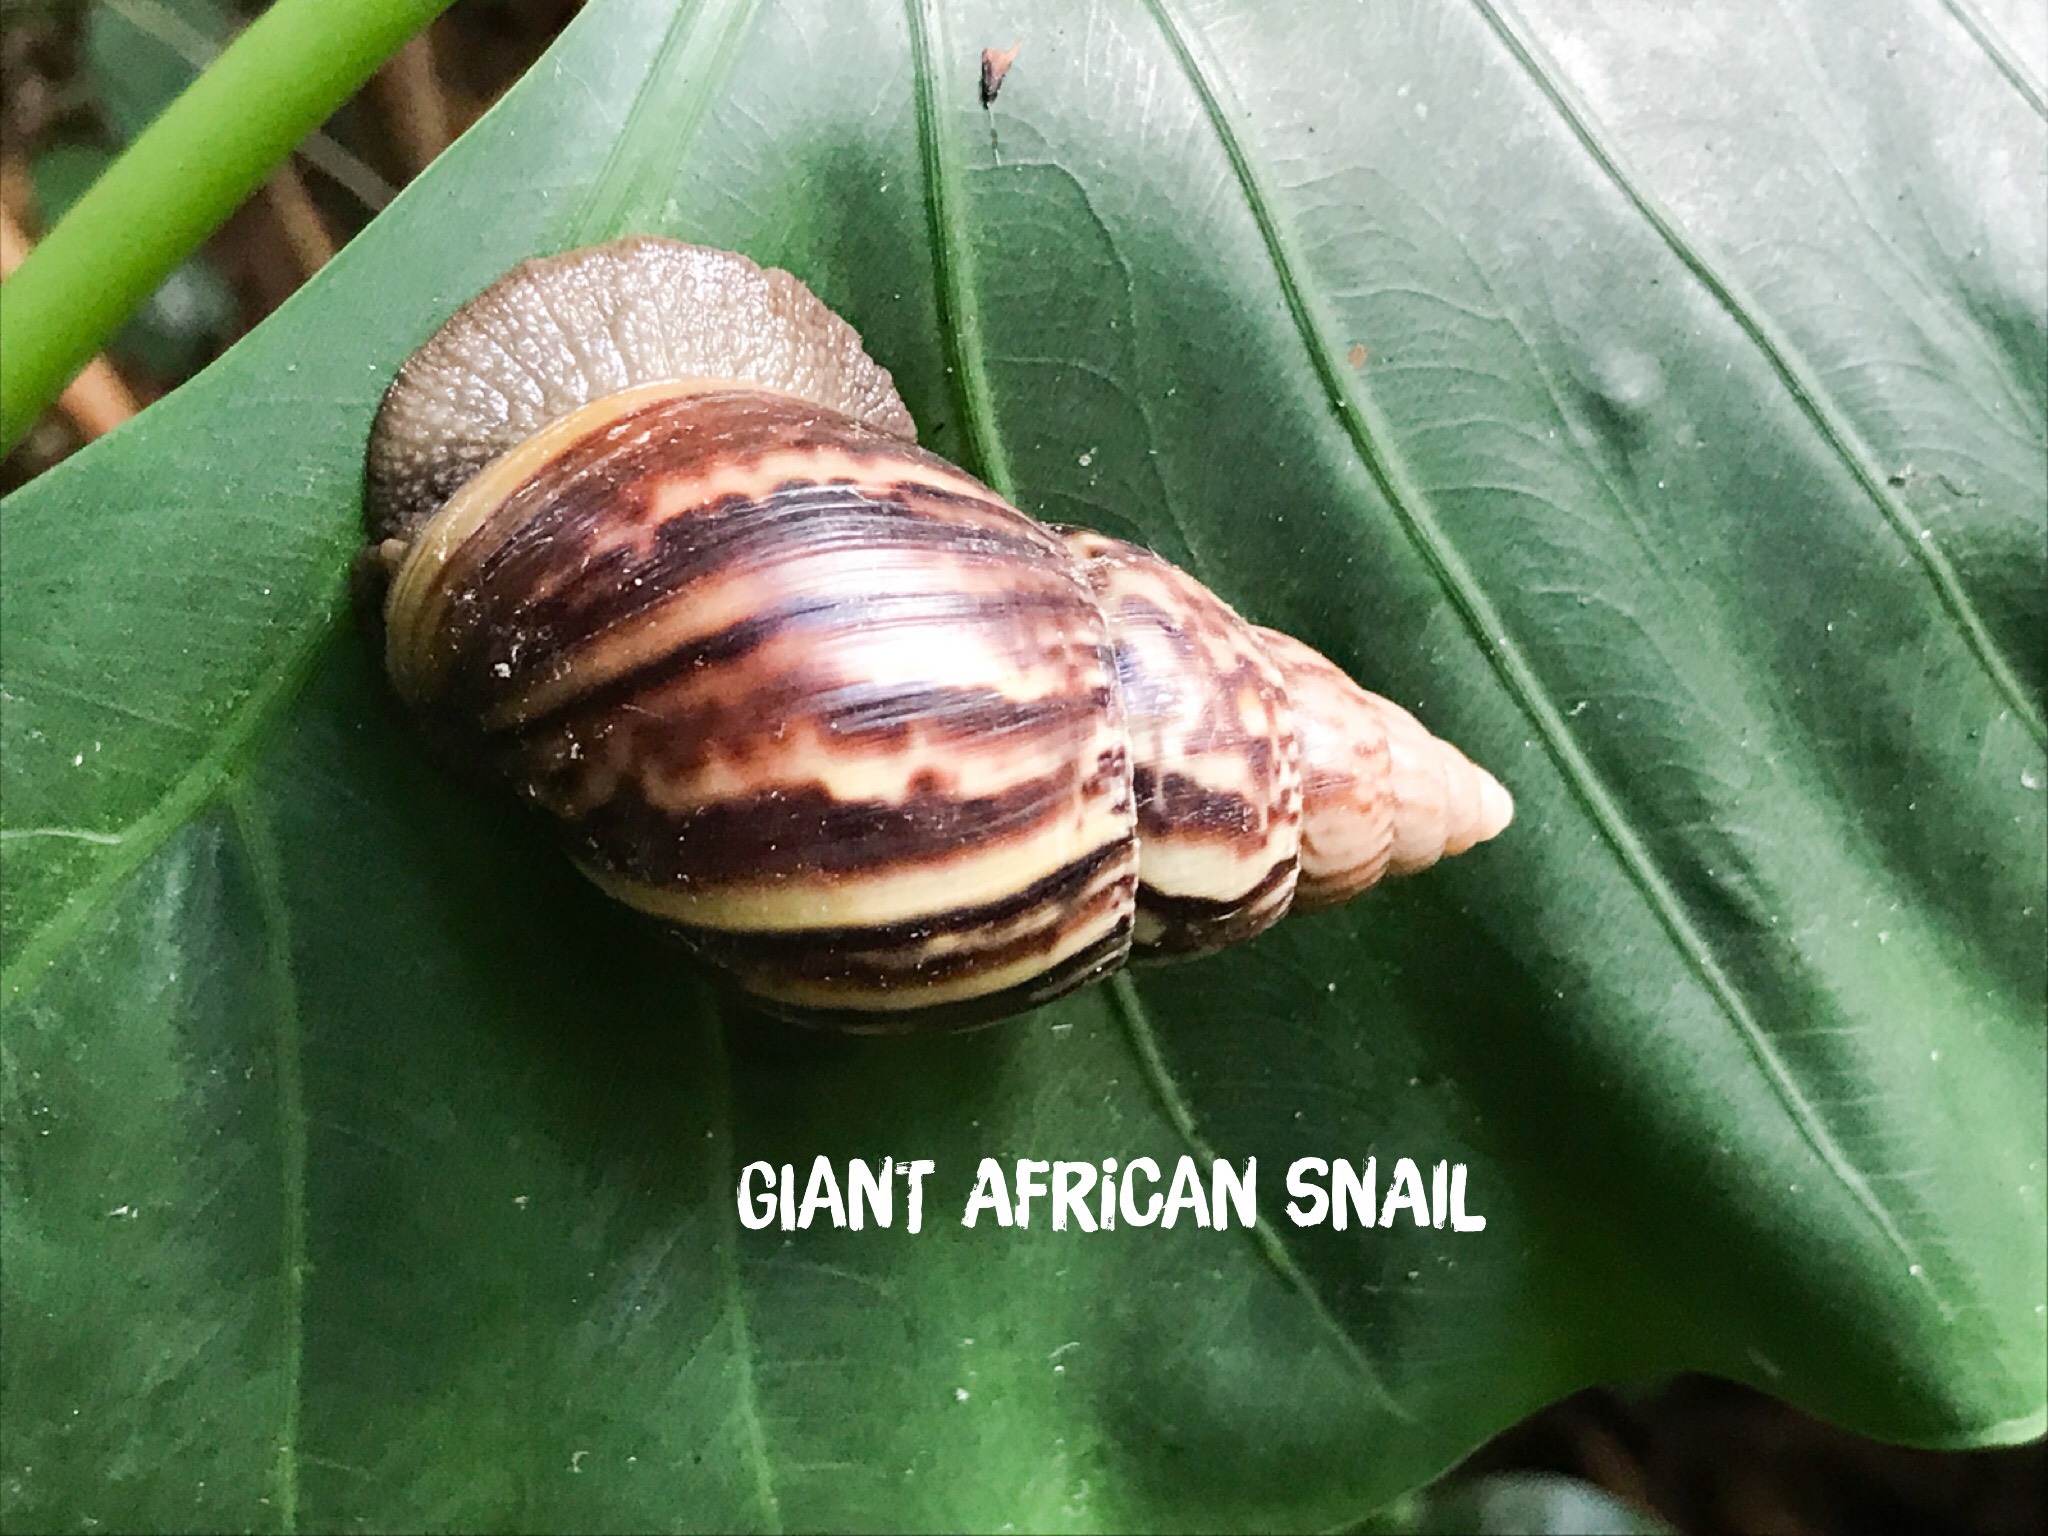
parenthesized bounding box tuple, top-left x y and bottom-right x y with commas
(3, 0, 2042, 1529)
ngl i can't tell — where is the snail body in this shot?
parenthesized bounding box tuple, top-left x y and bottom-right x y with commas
(363, 237, 1511, 1029)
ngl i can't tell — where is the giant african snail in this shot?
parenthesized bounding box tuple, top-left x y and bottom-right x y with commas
(361, 236, 1513, 1030)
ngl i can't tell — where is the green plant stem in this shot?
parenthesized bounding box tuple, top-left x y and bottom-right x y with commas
(0, 0, 455, 451)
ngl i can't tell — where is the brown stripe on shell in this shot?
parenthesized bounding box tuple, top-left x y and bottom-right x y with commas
(685, 842, 1135, 990)
(393, 387, 1069, 723)
(465, 479, 1071, 713)
(668, 839, 1137, 1028)
(739, 896, 1132, 1007)
(742, 923, 1137, 1034)
(455, 387, 1039, 603)
(1131, 764, 1261, 840)
(486, 584, 1091, 745)
(557, 765, 1089, 884)
(675, 836, 1132, 950)
(494, 531, 1122, 832)
(530, 665, 1112, 786)
(1132, 854, 1298, 959)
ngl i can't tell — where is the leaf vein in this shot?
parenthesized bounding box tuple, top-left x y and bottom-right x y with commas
(706, 991, 782, 1534)
(572, 0, 760, 240)
(1471, 0, 2045, 745)
(1936, 0, 2048, 116)
(905, 0, 1014, 498)
(1, 585, 344, 1004)
(1139, 0, 1952, 1310)
(224, 785, 307, 1536)
(1108, 974, 1413, 1422)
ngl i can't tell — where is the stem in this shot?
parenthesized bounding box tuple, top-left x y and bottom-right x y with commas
(0, 0, 456, 451)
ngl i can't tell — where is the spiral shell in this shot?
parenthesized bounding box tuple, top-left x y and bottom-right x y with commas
(364, 238, 1511, 1028)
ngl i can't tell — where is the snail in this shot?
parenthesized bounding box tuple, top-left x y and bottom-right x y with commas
(360, 236, 1513, 1030)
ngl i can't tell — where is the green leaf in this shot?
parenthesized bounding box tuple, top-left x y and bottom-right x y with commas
(3, 0, 2042, 1529)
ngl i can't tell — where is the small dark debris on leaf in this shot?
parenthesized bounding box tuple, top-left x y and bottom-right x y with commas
(981, 45, 1020, 108)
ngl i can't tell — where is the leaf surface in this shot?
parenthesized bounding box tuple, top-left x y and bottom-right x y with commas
(3, 0, 2043, 1529)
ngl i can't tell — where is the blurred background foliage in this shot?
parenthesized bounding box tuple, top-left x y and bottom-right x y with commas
(1, 0, 576, 483)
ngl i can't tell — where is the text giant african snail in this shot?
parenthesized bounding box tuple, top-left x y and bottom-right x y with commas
(360, 236, 1513, 1030)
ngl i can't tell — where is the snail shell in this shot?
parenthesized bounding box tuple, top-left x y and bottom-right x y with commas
(362, 237, 1511, 1029)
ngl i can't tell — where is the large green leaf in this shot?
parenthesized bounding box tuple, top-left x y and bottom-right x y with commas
(4, 0, 2043, 1528)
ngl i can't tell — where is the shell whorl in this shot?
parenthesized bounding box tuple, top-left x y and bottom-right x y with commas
(364, 237, 1513, 1028)
(382, 384, 1141, 1027)
(1061, 531, 1304, 958)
